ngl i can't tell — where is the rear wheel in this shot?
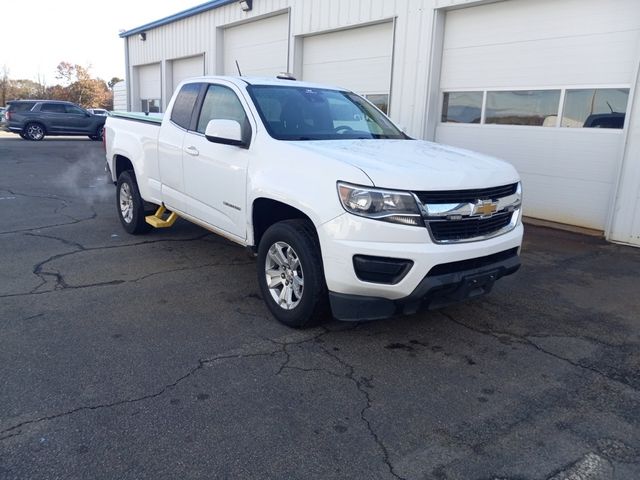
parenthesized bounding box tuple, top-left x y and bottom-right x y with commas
(257, 220, 328, 328)
(24, 122, 45, 141)
(116, 170, 151, 235)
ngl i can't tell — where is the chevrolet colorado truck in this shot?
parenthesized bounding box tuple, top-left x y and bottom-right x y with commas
(104, 76, 523, 328)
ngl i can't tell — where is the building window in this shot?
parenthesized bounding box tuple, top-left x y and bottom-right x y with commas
(141, 99, 161, 113)
(441, 92, 483, 124)
(562, 88, 629, 129)
(364, 94, 389, 115)
(485, 90, 560, 127)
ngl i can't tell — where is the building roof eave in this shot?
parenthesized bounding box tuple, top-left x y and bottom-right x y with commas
(119, 0, 235, 38)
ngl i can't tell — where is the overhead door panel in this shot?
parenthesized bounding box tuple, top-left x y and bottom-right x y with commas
(172, 55, 204, 92)
(302, 22, 393, 96)
(223, 14, 289, 77)
(435, 0, 640, 230)
(138, 63, 161, 100)
(440, 0, 639, 90)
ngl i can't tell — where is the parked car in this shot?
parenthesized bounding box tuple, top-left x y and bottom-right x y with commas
(105, 76, 523, 327)
(5, 100, 106, 141)
(87, 108, 110, 116)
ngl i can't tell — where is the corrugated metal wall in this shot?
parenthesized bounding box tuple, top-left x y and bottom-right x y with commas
(126, 0, 432, 137)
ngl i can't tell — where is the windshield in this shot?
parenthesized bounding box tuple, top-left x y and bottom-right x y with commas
(247, 85, 407, 141)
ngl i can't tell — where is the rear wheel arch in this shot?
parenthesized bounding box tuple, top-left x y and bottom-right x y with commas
(113, 155, 135, 182)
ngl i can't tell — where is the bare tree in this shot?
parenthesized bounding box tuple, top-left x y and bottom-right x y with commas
(0, 65, 9, 106)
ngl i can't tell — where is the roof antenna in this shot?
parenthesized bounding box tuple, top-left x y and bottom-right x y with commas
(606, 101, 614, 113)
(235, 60, 242, 76)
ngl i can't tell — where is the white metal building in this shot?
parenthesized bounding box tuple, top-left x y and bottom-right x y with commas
(112, 80, 127, 111)
(119, 0, 640, 247)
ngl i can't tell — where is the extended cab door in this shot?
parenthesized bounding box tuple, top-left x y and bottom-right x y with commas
(181, 82, 253, 239)
(157, 82, 202, 212)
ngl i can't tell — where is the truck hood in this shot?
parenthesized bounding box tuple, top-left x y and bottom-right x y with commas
(287, 139, 519, 190)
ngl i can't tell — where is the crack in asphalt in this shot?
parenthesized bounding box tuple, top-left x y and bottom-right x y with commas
(0, 188, 98, 235)
(0, 346, 284, 441)
(0, 214, 98, 236)
(479, 298, 631, 350)
(24, 231, 86, 251)
(0, 232, 248, 298)
(440, 311, 639, 393)
(0, 327, 347, 440)
(317, 345, 408, 480)
(272, 326, 407, 480)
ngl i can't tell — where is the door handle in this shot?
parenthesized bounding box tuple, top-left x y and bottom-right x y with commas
(185, 145, 199, 156)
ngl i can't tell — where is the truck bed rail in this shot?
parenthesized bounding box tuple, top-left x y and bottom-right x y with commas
(110, 111, 163, 125)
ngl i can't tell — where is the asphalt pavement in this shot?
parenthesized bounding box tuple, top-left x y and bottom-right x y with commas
(1, 134, 639, 480)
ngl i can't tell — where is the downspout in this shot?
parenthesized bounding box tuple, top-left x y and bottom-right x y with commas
(124, 36, 131, 111)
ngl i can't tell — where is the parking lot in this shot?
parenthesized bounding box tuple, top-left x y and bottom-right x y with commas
(0, 134, 639, 479)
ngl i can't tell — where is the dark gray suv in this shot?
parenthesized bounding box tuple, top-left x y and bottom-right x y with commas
(5, 100, 106, 141)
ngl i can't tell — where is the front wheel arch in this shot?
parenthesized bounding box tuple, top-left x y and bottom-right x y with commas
(251, 198, 315, 249)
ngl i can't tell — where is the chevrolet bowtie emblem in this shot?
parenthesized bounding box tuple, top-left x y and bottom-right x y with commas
(473, 200, 498, 217)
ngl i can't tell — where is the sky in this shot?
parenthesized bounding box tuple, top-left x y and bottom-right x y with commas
(2, 0, 206, 84)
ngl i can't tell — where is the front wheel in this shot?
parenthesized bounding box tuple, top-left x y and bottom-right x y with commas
(116, 170, 151, 235)
(257, 220, 329, 328)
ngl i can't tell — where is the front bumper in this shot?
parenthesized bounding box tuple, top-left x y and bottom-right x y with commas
(317, 213, 523, 320)
(328, 249, 520, 321)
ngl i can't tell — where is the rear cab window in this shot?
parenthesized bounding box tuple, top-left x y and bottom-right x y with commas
(171, 83, 202, 129)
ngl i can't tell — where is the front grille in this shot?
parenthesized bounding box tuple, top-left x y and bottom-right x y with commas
(415, 183, 518, 204)
(429, 211, 513, 242)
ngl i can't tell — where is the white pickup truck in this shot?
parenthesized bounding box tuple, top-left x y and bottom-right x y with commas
(104, 76, 523, 328)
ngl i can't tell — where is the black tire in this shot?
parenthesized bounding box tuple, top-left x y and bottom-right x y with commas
(257, 219, 329, 328)
(24, 122, 45, 141)
(116, 170, 151, 235)
(19, 132, 28, 140)
(89, 126, 104, 141)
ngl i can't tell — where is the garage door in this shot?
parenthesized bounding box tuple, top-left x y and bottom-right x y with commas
(302, 22, 393, 113)
(223, 14, 288, 77)
(435, 0, 639, 230)
(172, 55, 204, 93)
(137, 63, 161, 112)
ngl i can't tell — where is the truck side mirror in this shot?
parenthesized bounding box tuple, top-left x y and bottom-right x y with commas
(205, 119, 247, 148)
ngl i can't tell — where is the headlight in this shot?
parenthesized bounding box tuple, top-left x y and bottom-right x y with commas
(337, 182, 422, 226)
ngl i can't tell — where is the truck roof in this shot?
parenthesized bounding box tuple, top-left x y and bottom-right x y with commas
(183, 75, 350, 92)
